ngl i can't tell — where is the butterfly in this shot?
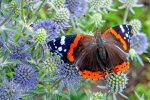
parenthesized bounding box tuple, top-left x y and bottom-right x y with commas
(47, 25, 133, 79)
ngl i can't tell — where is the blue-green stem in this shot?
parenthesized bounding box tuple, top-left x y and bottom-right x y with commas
(28, 0, 46, 25)
(123, 7, 129, 24)
(0, 5, 17, 26)
(21, 0, 25, 23)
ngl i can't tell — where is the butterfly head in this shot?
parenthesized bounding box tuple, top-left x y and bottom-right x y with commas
(93, 28, 105, 48)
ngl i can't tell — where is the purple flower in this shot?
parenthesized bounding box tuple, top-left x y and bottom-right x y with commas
(33, 18, 60, 40)
(52, 63, 81, 90)
(13, 64, 39, 91)
(0, 81, 22, 100)
(65, 0, 88, 17)
(130, 33, 148, 54)
(8, 41, 30, 62)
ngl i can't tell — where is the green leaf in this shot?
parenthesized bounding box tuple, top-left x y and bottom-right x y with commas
(0, 31, 7, 41)
(54, 91, 70, 100)
(6, 59, 22, 64)
(3, 26, 22, 35)
(20, 44, 34, 54)
(3, 43, 11, 53)
(8, 40, 19, 47)
(6, 72, 13, 78)
(38, 71, 42, 76)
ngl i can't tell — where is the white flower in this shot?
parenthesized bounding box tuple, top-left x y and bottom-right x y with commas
(118, 0, 144, 14)
(90, 0, 116, 13)
(129, 19, 142, 33)
(102, 0, 117, 13)
(90, 13, 105, 27)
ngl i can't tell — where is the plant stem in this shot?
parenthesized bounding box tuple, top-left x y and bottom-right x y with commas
(123, 7, 129, 24)
(28, 0, 45, 24)
(21, 0, 25, 23)
(0, 5, 17, 26)
(0, 0, 2, 10)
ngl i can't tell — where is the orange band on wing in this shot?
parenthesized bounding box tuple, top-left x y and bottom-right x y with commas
(111, 61, 129, 73)
(79, 70, 106, 79)
(109, 28, 127, 50)
(67, 34, 83, 62)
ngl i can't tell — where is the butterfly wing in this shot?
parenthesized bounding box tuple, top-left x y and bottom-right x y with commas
(102, 24, 133, 73)
(47, 34, 93, 63)
(73, 36, 107, 79)
(75, 25, 133, 79)
(47, 25, 133, 79)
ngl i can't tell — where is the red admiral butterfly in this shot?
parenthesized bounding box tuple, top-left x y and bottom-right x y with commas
(47, 25, 133, 79)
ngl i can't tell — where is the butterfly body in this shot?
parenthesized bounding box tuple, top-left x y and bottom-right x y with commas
(47, 25, 133, 79)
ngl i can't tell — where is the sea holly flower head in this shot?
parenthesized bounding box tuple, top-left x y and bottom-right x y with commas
(34, 28, 47, 48)
(118, 0, 144, 14)
(90, 13, 105, 27)
(90, 0, 104, 12)
(0, 81, 22, 100)
(130, 33, 148, 54)
(90, 92, 106, 100)
(129, 19, 142, 34)
(52, 62, 81, 91)
(51, 0, 65, 9)
(102, 0, 117, 13)
(65, 0, 88, 17)
(8, 41, 30, 62)
(54, 8, 70, 29)
(9, 0, 21, 16)
(89, 0, 116, 13)
(13, 64, 39, 91)
(43, 54, 62, 74)
(33, 18, 60, 40)
(105, 72, 128, 94)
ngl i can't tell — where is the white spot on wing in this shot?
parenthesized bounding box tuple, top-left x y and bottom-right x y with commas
(58, 47, 62, 51)
(55, 46, 57, 49)
(60, 36, 65, 45)
(120, 25, 125, 33)
(64, 49, 67, 52)
(125, 33, 128, 37)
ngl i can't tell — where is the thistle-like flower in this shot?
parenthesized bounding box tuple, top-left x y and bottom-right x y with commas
(33, 19, 59, 40)
(43, 54, 62, 73)
(54, 8, 70, 29)
(89, 0, 116, 13)
(52, 62, 81, 92)
(105, 72, 128, 94)
(13, 64, 39, 91)
(9, 0, 21, 16)
(118, 0, 144, 14)
(129, 19, 142, 33)
(65, 0, 88, 17)
(90, 92, 106, 100)
(8, 41, 30, 62)
(90, 0, 104, 12)
(130, 33, 148, 54)
(51, 0, 65, 8)
(102, 0, 117, 13)
(0, 81, 22, 100)
(90, 13, 105, 27)
(34, 28, 47, 48)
